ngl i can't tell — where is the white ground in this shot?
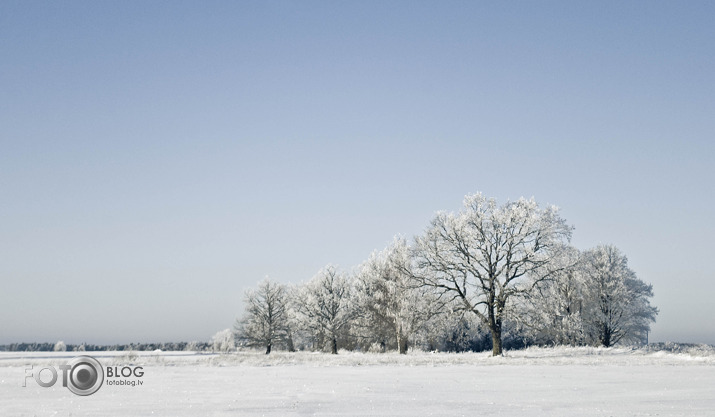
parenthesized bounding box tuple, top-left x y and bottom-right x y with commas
(1, 347, 714, 416)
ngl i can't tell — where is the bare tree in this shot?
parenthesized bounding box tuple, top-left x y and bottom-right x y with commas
(412, 193, 573, 356)
(293, 265, 354, 354)
(580, 245, 658, 347)
(234, 278, 291, 354)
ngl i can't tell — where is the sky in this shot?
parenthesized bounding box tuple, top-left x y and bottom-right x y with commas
(1, 1, 713, 345)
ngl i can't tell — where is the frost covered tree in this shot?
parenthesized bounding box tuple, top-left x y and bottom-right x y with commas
(53, 340, 66, 352)
(413, 193, 573, 356)
(293, 265, 354, 354)
(211, 328, 235, 353)
(580, 245, 658, 347)
(234, 278, 291, 354)
(520, 247, 586, 345)
(520, 245, 658, 348)
(356, 237, 443, 354)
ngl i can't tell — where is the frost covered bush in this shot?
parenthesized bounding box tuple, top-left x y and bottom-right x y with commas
(645, 342, 715, 356)
(211, 329, 235, 353)
(368, 342, 385, 353)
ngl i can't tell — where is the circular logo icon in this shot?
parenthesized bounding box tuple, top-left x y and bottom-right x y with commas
(66, 356, 104, 396)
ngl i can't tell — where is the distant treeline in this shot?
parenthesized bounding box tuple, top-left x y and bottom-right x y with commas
(0, 341, 212, 352)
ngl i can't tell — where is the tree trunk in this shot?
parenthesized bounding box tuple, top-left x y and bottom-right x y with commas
(489, 296, 504, 356)
(396, 323, 408, 355)
(490, 308, 503, 356)
(331, 337, 338, 354)
(491, 328, 502, 356)
(398, 337, 408, 354)
(265, 343, 271, 355)
(287, 333, 296, 352)
(601, 325, 611, 347)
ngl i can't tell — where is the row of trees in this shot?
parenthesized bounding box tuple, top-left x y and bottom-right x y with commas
(234, 193, 657, 356)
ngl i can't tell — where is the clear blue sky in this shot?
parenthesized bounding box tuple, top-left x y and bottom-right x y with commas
(1, 1, 713, 345)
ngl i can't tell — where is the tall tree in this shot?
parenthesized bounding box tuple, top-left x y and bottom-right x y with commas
(234, 278, 291, 354)
(580, 245, 658, 347)
(293, 265, 354, 354)
(413, 193, 573, 356)
(356, 237, 443, 354)
(520, 247, 585, 345)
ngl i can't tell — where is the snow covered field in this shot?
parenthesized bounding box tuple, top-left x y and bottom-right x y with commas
(1, 347, 714, 416)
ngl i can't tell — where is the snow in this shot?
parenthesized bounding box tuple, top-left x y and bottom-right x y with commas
(2, 347, 714, 416)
